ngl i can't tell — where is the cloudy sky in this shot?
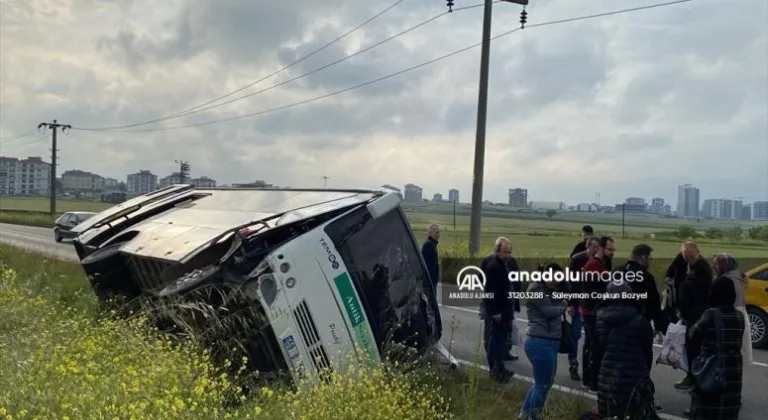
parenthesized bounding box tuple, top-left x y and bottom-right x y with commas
(1, 0, 766, 206)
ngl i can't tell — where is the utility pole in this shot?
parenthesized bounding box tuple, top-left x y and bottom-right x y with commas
(453, 199, 457, 231)
(322, 176, 329, 189)
(622, 203, 626, 239)
(175, 160, 190, 184)
(37, 120, 71, 214)
(466, 0, 527, 256)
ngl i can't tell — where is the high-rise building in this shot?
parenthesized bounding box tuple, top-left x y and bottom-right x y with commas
(403, 184, 422, 203)
(448, 189, 459, 203)
(677, 184, 700, 218)
(702, 199, 723, 218)
(508, 188, 528, 207)
(739, 204, 752, 220)
(702, 198, 745, 219)
(753, 201, 768, 220)
(432, 193, 443, 202)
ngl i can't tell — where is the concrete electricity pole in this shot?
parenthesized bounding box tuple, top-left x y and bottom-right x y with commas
(466, 0, 528, 256)
(37, 119, 71, 214)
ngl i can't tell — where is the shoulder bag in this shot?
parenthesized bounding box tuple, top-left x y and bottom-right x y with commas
(690, 308, 727, 393)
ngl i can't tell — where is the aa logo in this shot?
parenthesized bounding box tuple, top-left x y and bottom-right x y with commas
(456, 265, 486, 291)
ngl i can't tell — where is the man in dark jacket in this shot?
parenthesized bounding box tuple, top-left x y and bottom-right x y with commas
(565, 235, 599, 381)
(480, 238, 521, 360)
(570, 225, 594, 258)
(483, 238, 515, 382)
(616, 244, 665, 336)
(420, 224, 441, 290)
(580, 236, 614, 392)
(661, 242, 701, 321)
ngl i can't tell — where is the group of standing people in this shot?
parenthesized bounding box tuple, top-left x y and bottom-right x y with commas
(660, 241, 751, 419)
(419, 224, 751, 420)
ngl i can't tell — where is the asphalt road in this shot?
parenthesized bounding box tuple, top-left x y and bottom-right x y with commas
(1, 222, 767, 419)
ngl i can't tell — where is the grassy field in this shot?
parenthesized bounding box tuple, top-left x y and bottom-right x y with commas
(1, 196, 766, 263)
(0, 244, 591, 419)
(0, 196, 112, 213)
(403, 202, 768, 230)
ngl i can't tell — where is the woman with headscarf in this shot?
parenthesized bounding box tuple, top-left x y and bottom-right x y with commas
(595, 280, 659, 420)
(675, 257, 713, 390)
(685, 276, 744, 420)
(713, 253, 752, 366)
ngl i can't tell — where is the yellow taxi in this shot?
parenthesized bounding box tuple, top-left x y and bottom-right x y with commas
(745, 262, 768, 348)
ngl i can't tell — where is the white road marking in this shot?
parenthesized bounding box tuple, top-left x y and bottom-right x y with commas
(452, 358, 688, 420)
(439, 304, 768, 368)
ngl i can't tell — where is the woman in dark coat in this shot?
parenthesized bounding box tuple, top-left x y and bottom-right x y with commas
(597, 281, 659, 420)
(687, 276, 744, 420)
(675, 258, 713, 390)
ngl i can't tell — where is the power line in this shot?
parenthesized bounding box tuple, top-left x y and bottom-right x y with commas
(70, 0, 694, 134)
(0, 129, 47, 148)
(74, 0, 408, 131)
(75, 1, 492, 132)
(0, 129, 38, 142)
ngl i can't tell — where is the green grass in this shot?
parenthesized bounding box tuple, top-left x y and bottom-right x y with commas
(0, 244, 595, 419)
(0, 196, 111, 213)
(1, 196, 763, 418)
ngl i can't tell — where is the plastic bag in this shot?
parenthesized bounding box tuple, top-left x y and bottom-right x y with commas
(656, 320, 688, 371)
(509, 321, 522, 346)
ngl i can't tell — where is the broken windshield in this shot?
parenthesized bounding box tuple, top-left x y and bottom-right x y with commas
(324, 207, 437, 354)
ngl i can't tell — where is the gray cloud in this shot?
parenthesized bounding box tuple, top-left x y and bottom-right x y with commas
(0, 0, 766, 206)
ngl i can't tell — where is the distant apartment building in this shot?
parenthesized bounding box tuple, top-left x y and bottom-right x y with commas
(432, 193, 443, 202)
(508, 188, 528, 207)
(104, 177, 120, 190)
(191, 176, 217, 188)
(739, 204, 752, 220)
(158, 172, 183, 188)
(722, 199, 739, 219)
(621, 197, 647, 212)
(0, 156, 52, 196)
(753, 201, 768, 220)
(575, 203, 597, 212)
(529, 201, 565, 210)
(403, 184, 423, 203)
(677, 184, 700, 218)
(702, 198, 745, 219)
(232, 180, 275, 188)
(126, 170, 157, 194)
(662, 204, 672, 216)
(448, 188, 459, 203)
(702, 199, 724, 219)
(61, 169, 105, 192)
(649, 198, 665, 214)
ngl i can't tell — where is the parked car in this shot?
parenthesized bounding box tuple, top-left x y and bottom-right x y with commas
(54, 211, 97, 242)
(745, 262, 768, 348)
